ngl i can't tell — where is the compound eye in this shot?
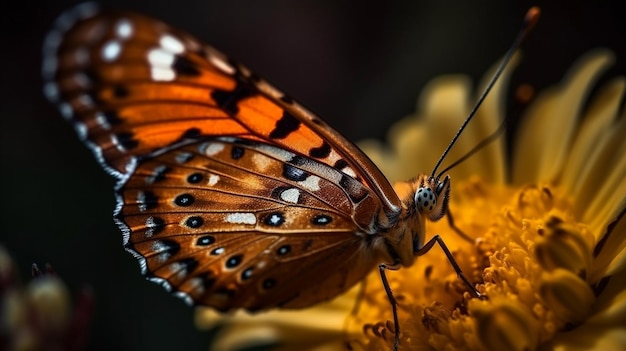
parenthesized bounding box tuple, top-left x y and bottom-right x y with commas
(415, 187, 436, 213)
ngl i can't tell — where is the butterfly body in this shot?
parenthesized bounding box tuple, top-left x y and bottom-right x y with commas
(44, 3, 451, 312)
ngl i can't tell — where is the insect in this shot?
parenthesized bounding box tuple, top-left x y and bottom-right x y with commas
(43, 3, 538, 349)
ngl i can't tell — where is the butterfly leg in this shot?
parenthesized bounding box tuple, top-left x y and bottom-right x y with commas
(446, 210, 475, 244)
(379, 264, 401, 351)
(417, 234, 483, 298)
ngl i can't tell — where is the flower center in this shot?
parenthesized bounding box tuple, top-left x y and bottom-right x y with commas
(347, 177, 596, 351)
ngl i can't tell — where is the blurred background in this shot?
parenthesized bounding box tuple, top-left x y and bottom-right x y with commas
(1, 1, 624, 350)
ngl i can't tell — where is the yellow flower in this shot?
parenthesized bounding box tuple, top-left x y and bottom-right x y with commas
(196, 49, 626, 351)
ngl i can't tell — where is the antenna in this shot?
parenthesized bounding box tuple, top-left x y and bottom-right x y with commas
(429, 7, 541, 180)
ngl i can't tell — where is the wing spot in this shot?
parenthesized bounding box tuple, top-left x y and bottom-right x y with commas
(175, 151, 193, 164)
(279, 188, 300, 204)
(201, 142, 225, 156)
(178, 257, 199, 275)
(208, 55, 235, 74)
(309, 141, 331, 158)
(113, 132, 139, 151)
(262, 278, 276, 290)
(208, 174, 220, 186)
(312, 214, 332, 226)
(276, 245, 291, 256)
(186, 216, 205, 229)
(269, 112, 300, 139)
(174, 194, 195, 207)
(152, 240, 180, 263)
(231, 146, 244, 160)
(298, 175, 321, 192)
(241, 267, 254, 280)
(146, 165, 170, 184)
(264, 212, 285, 227)
(172, 56, 201, 76)
(160, 34, 185, 53)
(196, 234, 214, 246)
(211, 247, 225, 255)
(187, 172, 203, 184)
(115, 19, 133, 39)
(137, 191, 158, 212)
(145, 216, 166, 237)
(225, 213, 256, 225)
(101, 40, 121, 61)
(283, 164, 308, 181)
(225, 254, 243, 269)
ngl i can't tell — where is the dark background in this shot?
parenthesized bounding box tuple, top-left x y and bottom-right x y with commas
(1, 1, 624, 350)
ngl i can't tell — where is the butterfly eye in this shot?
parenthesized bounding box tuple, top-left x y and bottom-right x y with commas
(415, 187, 436, 214)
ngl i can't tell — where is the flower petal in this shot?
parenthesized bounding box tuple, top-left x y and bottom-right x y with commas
(513, 50, 615, 184)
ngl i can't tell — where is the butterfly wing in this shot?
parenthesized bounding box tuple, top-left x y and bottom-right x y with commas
(43, 3, 397, 309)
(118, 137, 379, 310)
(42, 3, 402, 227)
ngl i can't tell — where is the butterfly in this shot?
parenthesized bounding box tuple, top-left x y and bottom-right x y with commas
(44, 2, 537, 349)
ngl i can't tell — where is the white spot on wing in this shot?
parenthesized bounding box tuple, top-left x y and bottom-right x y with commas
(225, 213, 256, 225)
(298, 175, 321, 192)
(208, 55, 235, 75)
(160, 34, 185, 53)
(137, 191, 148, 212)
(208, 174, 220, 186)
(102, 40, 121, 62)
(189, 277, 205, 294)
(95, 112, 111, 130)
(280, 188, 300, 204)
(116, 19, 133, 39)
(342, 166, 357, 178)
(148, 48, 175, 66)
(150, 67, 175, 81)
(251, 153, 271, 171)
(256, 143, 294, 161)
(152, 240, 172, 262)
(145, 216, 160, 238)
(203, 142, 225, 156)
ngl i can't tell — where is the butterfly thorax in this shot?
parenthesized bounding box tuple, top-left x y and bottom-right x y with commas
(376, 174, 451, 268)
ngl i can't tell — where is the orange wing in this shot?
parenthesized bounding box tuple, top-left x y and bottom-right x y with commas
(43, 3, 401, 227)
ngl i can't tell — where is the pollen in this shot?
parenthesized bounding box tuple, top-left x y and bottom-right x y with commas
(348, 177, 596, 351)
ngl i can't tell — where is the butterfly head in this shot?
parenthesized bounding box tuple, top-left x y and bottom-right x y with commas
(415, 175, 451, 222)
(382, 174, 451, 267)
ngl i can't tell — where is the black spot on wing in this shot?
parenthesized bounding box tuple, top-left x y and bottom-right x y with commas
(269, 111, 300, 139)
(186, 173, 203, 184)
(187, 217, 205, 229)
(178, 257, 199, 274)
(146, 216, 166, 235)
(231, 146, 244, 160)
(339, 175, 368, 203)
(157, 239, 181, 257)
(196, 234, 214, 245)
(174, 193, 195, 207)
(172, 56, 201, 76)
(334, 159, 348, 170)
(309, 141, 331, 158)
(102, 111, 123, 125)
(225, 254, 243, 268)
(139, 191, 159, 211)
(276, 245, 291, 256)
(211, 78, 255, 115)
(181, 128, 201, 139)
(112, 85, 129, 98)
(263, 212, 285, 227)
(283, 163, 308, 181)
(312, 214, 332, 225)
(115, 132, 139, 150)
